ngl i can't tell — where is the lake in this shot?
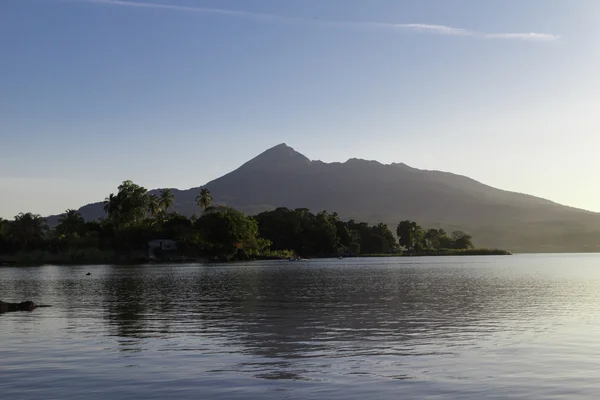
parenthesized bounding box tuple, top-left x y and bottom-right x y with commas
(2, 255, 600, 399)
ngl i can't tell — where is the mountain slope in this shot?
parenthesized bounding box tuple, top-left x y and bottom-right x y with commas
(48, 143, 600, 252)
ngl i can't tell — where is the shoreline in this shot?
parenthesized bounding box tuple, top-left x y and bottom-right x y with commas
(361, 249, 512, 257)
(0, 249, 512, 267)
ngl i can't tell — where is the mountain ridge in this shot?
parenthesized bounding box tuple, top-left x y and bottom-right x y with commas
(45, 143, 600, 252)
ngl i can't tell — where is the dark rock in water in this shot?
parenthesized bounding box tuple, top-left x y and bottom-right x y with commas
(0, 301, 52, 313)
(86, 272, 91, 276)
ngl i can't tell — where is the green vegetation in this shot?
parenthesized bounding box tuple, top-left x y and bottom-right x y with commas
(361, 248, 511, 257)
(396, 221, 477, 253)
(0, 181, 509, 265)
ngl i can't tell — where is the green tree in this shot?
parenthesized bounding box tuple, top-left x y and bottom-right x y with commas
(103, 193, 120, 222)
(425, 228, 442, 249)
(327, 212, 352, 248)
(255, 208, 342, 257)
(346, 220, 397, 254)
(312, 210, 339, 255)
(396, 220, 425, 252)
(56, 209, 85, 236)
(118, 180, 149, 225)
(104, 180, 149, 228)
(254, 208, 301, 252)
(162, 212, 194, 241)
(196, 206, 262, 259)
(347, 241, 360, 256)
(451, 231, 474, 249)
(158, 189, 175, 213)
(147, 194, 160, 218)
(0, 218, 9, 239)
(437, 229, 454, 249)
(0, 218, 13, 254)
(9, 212, 48, 251)
(372, 223, 399, 253)
(195, 187, 213, 211)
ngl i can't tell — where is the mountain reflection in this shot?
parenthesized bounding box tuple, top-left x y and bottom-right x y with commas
(100, 261, 562, 358)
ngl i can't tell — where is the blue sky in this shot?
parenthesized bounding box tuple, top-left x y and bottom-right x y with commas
(1, 0, 599, 218)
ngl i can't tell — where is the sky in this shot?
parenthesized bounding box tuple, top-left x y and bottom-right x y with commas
(1, 0, 600, 218)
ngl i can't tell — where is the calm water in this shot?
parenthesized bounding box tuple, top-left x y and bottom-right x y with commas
(2, 255, 600, 399)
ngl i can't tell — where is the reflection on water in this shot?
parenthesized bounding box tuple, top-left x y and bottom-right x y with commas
(2, 255, 600, 399)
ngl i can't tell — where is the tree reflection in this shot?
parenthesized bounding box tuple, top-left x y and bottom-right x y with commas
(100, 262, 561, 360)
(102, 266, 183, 349)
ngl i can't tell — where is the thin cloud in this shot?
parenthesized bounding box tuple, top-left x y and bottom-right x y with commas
(84, 0, 284, 20)
(394, 24, 473, 37)
(484, 33, 562, 42)
(80, 0, 561, 42)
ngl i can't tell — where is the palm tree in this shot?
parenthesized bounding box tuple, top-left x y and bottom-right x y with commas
(103, 193, 122, 229)
(195, 187, 213, 211)
(103, 193, 119, 217)
(9, 212, 48, 250)
(57, 209, 85, 236)
(147, 194, 160, 218)
(158, 189, 175, 213)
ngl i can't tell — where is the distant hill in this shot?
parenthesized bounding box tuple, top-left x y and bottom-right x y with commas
(47, 143, 600, 252)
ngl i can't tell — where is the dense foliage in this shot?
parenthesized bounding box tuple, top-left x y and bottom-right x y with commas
(0, 181, 482, 264)
(396, 220, 474, 252)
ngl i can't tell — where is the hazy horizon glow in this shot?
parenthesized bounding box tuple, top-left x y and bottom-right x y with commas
(1, 0, 599, 218)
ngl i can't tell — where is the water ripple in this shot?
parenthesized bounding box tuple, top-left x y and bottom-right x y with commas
(2, 255, 600, 399)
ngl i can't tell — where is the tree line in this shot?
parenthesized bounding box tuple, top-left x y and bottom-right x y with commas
(0, 180, 479, 264)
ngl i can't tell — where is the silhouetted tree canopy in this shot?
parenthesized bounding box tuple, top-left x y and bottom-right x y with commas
(0, 180, 486, 264)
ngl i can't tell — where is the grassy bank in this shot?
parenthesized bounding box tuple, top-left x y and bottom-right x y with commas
(1, 248, 511, 266)
(411, 248, 512, 256)
(361, 248, 512, 257)
(0, 248, 298, 266)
